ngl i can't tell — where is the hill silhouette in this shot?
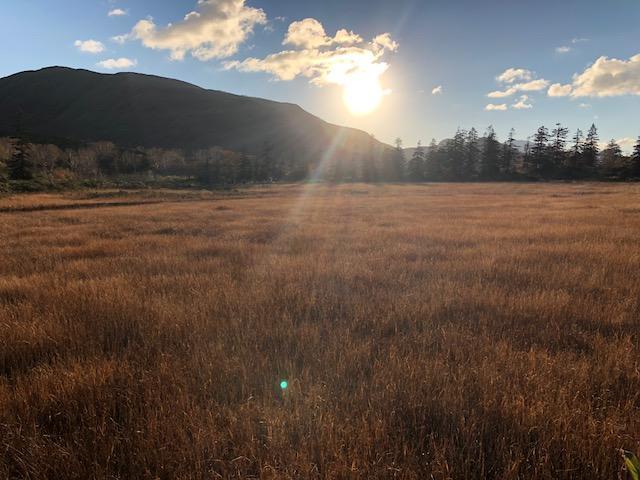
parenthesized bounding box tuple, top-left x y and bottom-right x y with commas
(0, 67, 387, 162)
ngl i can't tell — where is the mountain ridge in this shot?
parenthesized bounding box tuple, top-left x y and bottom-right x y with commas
(0, 66, 389, 163)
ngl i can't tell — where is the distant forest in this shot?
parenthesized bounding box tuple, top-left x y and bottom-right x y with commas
(1, 123, 639, 191)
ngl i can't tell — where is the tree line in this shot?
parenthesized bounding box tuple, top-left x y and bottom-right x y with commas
(401, 124, 640, 182)
(1, 123, 639, 190)
(0, 138, 311, 190)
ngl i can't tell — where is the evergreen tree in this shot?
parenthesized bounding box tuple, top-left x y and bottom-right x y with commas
(424, 138, 442, 181)
(7, 115, 35, 181)
(7, 135, 34, 180)
(464, 128, 480, 180)
(630, 136, 640, 178)
(600, 139, 622, 177)
(362, 134, 378, 182)
(582, 123, 599, 177)
(567, 129, 584, 178)
(530, 125, 550, 177)
(407, 140, 425, 181)
(480, 125, 500, 179)
(391, 138, 406, 181)
(500, 128, 517, 177)
(522, 137, 533, 175)
(550, 123, 569, 177)
(447, 128, 466, 180)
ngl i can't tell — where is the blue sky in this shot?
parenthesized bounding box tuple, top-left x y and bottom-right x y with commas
(2, 0, 639, 148)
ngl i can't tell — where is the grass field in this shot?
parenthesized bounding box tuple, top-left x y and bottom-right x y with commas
(1, 183, 639, 479)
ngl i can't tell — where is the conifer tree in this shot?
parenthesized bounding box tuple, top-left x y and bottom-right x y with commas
(480, 125, 500, 179)
(531, 125, 550, 177)
(582, 123, 599, 177)
(464, 128, 480, 180)
(447, 128, 467, 180)
(424, 139, 441, 181)
(567, 129, 583, 178)
(7, 114, 35, 181)
(7, 135, 34, 180)
(630, 136, 640, 178)
(550, 123, 569, 177)
(391, 138, 406, 181)
(500, 128, 517, 177)
(407, 140, 425, 181)
(601, 139, 622, 177)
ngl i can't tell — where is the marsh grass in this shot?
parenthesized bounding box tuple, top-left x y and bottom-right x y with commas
(1, 183, 639, 479)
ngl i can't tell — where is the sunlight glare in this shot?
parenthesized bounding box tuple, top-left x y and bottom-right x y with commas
(342, 73, 387, 116)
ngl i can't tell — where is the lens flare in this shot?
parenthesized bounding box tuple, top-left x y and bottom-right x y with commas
(280, 380, 288, 390)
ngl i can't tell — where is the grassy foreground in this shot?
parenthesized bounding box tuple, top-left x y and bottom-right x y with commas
(1, 183, 639, 479)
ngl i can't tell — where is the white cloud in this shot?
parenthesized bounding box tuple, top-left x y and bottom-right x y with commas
(555, 46, 571, 54)
(333, 29, 363, 46)
(578, 103, 591, 108)
(431, 85, 442, 95)
(516, 78, 549, 91)
(496, 68, 532, 84)
(284, 18, 330, 49)
(570, 54, 640, 97)
(485, 103, 507, 111)
(548, 83, 573, 97)
(487, 87, 517, 98)
(282, 18, 363, 49)
(616, 137, 637, 154)
(225, 19, 397, 89)
(487, 78, 548, 98)
(599, 137, 636, 154)
(74, 39, 105, 54)
(119, 0, 267, 61)
(488, 68, 549, 99)
(371, 33, 398, 53)
(572, 37, 589, 44)
(96, 57, 137, 69)
(111, 34, 128, 44)
(108, 8, 127, 17)
(512, 95, 533, 109)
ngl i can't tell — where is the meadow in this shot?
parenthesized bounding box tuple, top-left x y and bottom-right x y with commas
(1, 183, 639, 479)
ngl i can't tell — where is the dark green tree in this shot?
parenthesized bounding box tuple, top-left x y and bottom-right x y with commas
(464, 128, 480, 180)
(391, 138, 406, 181)
(407, 140, 425, 181)
(480, 125, 500, 179)
(362, 134, 378, 182)
(7, 135, 34, 180)
(550, 123, 569, 177)
(567, 129, 583, 178)
(424, 139, 442, 181)
(582, 124, 599, 177)
(446, 128, 466, 180)
(600, 139, 622, 178)
(630, 136, 640, 178)
(530, 125, 550, 177)
(521, 137, 534, 176)
(500, 128, 517, 177)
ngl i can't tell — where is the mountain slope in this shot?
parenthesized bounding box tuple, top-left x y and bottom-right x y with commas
(0, 67, 386, 161)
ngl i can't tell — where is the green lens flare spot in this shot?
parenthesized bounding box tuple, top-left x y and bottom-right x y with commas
(280, 380, 288, 390)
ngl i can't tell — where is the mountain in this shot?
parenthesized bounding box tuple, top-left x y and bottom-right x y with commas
(0, 67, 387, 162)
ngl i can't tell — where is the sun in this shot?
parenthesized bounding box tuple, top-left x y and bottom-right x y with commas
(342, 73, 386, 116)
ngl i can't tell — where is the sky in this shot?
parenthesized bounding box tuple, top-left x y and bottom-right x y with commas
(2, 0, 640, 150)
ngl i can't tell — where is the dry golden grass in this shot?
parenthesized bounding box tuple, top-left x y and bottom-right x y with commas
(1, 183, 639, 479)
